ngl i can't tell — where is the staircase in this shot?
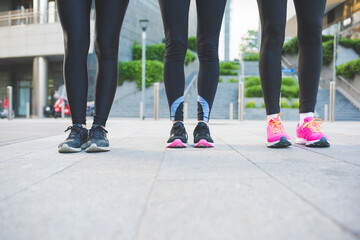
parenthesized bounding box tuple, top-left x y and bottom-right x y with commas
(315, 89, 360, 121)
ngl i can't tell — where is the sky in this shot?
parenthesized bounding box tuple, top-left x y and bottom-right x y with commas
(220, 0, 297, 61)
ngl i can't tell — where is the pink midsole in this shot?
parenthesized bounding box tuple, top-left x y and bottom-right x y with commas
(194, 139, 214, 148)
(167, 139, 187, 148)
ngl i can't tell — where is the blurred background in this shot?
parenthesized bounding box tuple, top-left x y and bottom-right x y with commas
(0, 0, 359, 121)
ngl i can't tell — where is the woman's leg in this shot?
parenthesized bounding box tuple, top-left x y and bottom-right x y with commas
(294, 0, 330, 147)
(56, 0, 91, 153)
(257, 0, 287, 116)
(158, 0, 190, 122)
(195, 0, 227, 122)
(294, 0, 326, 114)
(158, 0, 190, 148)
(257, 0, 291, 148)
(56, 0, 92, 125)
(93, 0, 130, 126)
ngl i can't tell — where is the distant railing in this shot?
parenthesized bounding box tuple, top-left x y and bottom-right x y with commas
(0, 9, 95, 27)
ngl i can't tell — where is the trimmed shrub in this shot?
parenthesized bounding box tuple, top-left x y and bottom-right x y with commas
(292, 100, 300, 109)
(220, 69, 238, 76)
(322, 40, 334, 65)
(262, 102, 265, 108)
(336, 58, 360, 79)
(185, 50, 196, 66)
(243, 52, 259, 61)
(132, 42, 196, 66)
(228, 78, 239, 83)
(245, 77, 260, 88)
(282, 37, 299, 55)
(245, 101, 257, 108)
(188, 36, 197, 52)
(245, 85, 263, 97)
(280, 98, 291, 108)
(220, 62, 240, 70)
(132, 42, 165, 62)
(281, 85, 299, 98)
(219, 78, 224, 83)
(282, 77, 297, 86)
(118, 60, 164, 89)
(244, 76, 260, 82)
(339, 38, 360, 55)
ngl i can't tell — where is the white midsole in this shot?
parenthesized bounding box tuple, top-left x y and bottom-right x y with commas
(295, 137, 330, 145)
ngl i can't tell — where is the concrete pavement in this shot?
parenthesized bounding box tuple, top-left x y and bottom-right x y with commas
(0, 118, 359, 240)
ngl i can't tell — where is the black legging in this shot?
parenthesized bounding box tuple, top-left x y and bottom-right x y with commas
(158, 0, 227, 122)
(56, 0, 129, 126)
(257, 0, 326, 115)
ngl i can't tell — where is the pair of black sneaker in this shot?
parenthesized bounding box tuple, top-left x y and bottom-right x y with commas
(58, 124, 110, 153)
(167, 121, 214, 148)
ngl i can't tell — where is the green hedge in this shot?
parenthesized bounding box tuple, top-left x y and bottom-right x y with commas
(280, 98, 292, 108)
(336, 58, 360, 79)
(245, 77, 261, 88)
(282, 35, 360, 66)
(219, 78, 224, 83)
(243, 53, 259, 61)
(292, 100, 300, 108)
(282, 37, 299, 55)
(188, 36, 197, 52)
(244, 76, 299, 98)
(228, 78, 239, 83)
(245, 85, 263, 97)
(184, 50, 196, 66)
(132, 42, 196, 66)
(245, 101, 257, 108)
(219, 62, 239, 76)
(118, 60, 163, 89)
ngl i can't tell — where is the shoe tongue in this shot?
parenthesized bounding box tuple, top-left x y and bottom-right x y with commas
(173, 121, 183, 128)
(304, 117, 314, 123)
(197, 122, 207, 128)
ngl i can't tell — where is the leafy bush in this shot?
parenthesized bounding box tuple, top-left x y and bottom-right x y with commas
(228, 78, 239, 83)
(280, 98, 291, 108)
(243, 52, 259, 61)
(188, 36, 197, 52)
(292, 100, 300, 109)
(185, 50, 196, 66)
(282, 77, 297, 86)
(245, 85, 263, 97)
(219, 78, 224, 83)
(245, 77, 260, 88)
(339, 38, 360, 55)
(322, 40, 334, 65)
(118, 60, 163, 89)
(282, 37, 299, 55)
(245, 101, 257, 108)
(281, 85, 299, 98)
(336, 58, 360, 79)
(132, 42, 196, 66)
(220, 62, 240, 70)
(220, 69, 238, 76)
(244, 76, 260, 82)
(262, 102, 265, 108)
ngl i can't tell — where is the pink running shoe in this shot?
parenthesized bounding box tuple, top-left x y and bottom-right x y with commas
(295, 117, 330, 147)
(266, 113, 291, 148)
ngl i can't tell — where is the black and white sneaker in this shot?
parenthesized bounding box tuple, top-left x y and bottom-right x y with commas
(58, 124, 88, 153)
(193, 122, 214, 148)
(86, 124, 110, 152)
(167, 122, 188, 148)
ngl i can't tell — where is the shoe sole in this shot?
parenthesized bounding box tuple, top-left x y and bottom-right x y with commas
(58, 143, 86, 153)
(267, 137, 292, 148)
(167, 139, 187, 148)
(194, 139, 214, 148)
(86, 143, 110, 153)
(295, 137, 330, 147)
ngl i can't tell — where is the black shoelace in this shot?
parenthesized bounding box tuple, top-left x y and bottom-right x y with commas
(65, 125, 83, 139)
(90, 125, 108, 139)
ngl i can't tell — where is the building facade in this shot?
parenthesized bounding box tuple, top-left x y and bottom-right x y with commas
(0, 0, 197, 118)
